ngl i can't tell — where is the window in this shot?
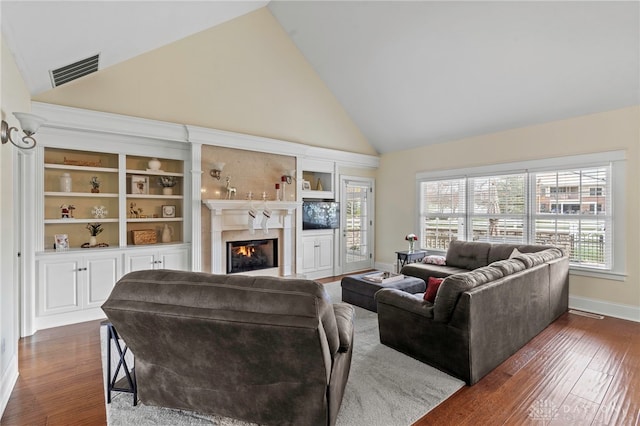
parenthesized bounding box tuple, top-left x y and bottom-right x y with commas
(417, 151, 625, 275)
(533, 167, 610, 268)
(420, 178, 466, 250)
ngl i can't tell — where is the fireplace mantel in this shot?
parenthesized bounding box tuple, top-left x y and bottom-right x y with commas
(202, 200, 301, 275)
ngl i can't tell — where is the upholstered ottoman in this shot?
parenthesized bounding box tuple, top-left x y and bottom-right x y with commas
(341, 273, 426, 312)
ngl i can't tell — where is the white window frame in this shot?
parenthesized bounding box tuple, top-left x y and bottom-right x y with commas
(416, 151, 626, 281)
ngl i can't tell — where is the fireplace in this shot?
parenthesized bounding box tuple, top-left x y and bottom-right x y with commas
(227, 238, 278, 274)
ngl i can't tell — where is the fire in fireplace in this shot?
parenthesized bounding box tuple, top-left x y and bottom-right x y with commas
(227, 238, 278, 274)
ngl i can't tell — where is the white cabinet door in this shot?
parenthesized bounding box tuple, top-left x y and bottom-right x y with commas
(84, 254, 120, 308)
(300, 233, 334, 278)
(160, 247, 190, 270)
(301, 236, 319, 273)
(125, 246, 191, 273)
(38, 258, 81, 316)
(125, 251, 158, 272)
(317, 235, 333, 270)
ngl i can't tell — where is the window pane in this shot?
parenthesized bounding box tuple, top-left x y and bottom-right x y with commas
(471, 217, 525, 244)
(471, 175, 525, 214)
(423, 216, 463, 250)
(422, 179, 465, 214)
(533, 217, 608, 268)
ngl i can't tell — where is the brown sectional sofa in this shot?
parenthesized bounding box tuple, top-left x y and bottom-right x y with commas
(102, 270, 355, 426)
(375, 240, 569, 385)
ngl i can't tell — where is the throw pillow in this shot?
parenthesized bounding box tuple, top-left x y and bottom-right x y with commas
(509, 248, 522, 258)
(423, 255, 446, 265)
(423, 277, 444, 303)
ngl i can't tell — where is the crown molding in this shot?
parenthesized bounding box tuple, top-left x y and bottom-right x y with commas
(31, 102, 379, 169)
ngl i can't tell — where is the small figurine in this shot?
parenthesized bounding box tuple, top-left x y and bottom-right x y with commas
(129, 202, 142, 218)
(60, 204, 75, 219)
(90, 176, 100, 193)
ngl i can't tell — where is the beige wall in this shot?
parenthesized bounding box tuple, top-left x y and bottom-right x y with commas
(33, 7, 375, 156)
(1, 35, 31, 410)
(200, 145, 296, 272)
(376, 106, 640, 309)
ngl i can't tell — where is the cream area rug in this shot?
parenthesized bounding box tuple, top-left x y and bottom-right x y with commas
(104, 281, 465, 425)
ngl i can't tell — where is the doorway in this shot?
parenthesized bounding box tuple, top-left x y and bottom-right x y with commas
(340, 177, 374, 274)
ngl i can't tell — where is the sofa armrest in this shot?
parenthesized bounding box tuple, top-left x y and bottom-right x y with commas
(333, 303, 355, 352)
(375, 289, 434, 319)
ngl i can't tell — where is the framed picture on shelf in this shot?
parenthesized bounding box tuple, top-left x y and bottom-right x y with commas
(302, 180, 311, 191)
(162, 205, 176, 218)
(54, 234, 69, 250)
(131, 175, 149, 194)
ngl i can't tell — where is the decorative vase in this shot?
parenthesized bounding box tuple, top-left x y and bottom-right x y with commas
(162, 187, 173, 195)
(91, 188, 100, 193)
(89, 236, 97, 247)
(148, 158, 161, 171)
(162, 224, 173, 243)
(408, 240, 415, 253)
(60, 173, 72, 192)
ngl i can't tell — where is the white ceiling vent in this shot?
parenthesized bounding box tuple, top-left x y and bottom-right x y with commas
(49, 54, 100, 88)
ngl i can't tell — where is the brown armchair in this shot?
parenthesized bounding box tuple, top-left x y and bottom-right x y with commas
(102, 270, 355, 426)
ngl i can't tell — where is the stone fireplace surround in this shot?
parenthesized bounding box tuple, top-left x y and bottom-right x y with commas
(202, 200, 300, 276)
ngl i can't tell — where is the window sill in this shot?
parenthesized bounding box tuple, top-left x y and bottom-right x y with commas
(569, 267, 626, 282)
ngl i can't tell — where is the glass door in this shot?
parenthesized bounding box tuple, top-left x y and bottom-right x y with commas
(341, 177, 374, 273)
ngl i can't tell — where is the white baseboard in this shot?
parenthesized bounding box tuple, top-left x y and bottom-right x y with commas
(33, 308, 107, 334)
(0, 352, 19, 418)
(569, 295, 640, 323)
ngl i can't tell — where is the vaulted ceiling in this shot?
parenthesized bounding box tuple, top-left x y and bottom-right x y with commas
(2, 1, 638, 154)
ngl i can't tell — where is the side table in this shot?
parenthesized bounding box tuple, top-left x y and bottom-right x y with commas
(105, 321, 137, 406)
(395, 250, 427, 272)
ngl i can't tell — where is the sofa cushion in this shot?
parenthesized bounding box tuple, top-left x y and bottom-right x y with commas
(488, 243, 554, 264)
(445, 240, 491, 270)
(423, 277, 443, 302)
(423, 255, 446, 265)
(510, 252, 534, 268)
(433, 265, 504, 322)
(489, 259, 527, 275)
(527, 248, 564, 266)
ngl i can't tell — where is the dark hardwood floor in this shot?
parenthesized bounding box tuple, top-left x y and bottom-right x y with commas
(2, 276, 639, 425)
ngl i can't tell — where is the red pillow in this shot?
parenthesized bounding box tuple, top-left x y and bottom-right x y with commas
(423, 277, 443, 303)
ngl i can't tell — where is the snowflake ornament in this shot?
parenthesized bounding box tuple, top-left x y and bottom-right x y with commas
(92, 205, 108, 219)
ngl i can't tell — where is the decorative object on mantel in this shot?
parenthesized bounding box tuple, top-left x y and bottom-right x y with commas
(92, 205, 108, 219)
(225, 176, 237, 199)
(147, 158, 161, 171)
(86, 223, 103, 247)
(248, 207, 257, 234)
(60, 204, 75, 218)
(275, 183, 281, 201)
(405, 233, 418, 253)
(59, 173, 72, 192)
(281, 169, 295, 185)
(157, 176, 177, 195)
(261, 206, 272, 234)
(1, 112, 46, 150)
(90, 176, 100, 193)
(209, 162, 225, 180)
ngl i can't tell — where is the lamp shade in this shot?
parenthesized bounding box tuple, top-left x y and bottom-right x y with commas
(13, 112, 46, 135)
